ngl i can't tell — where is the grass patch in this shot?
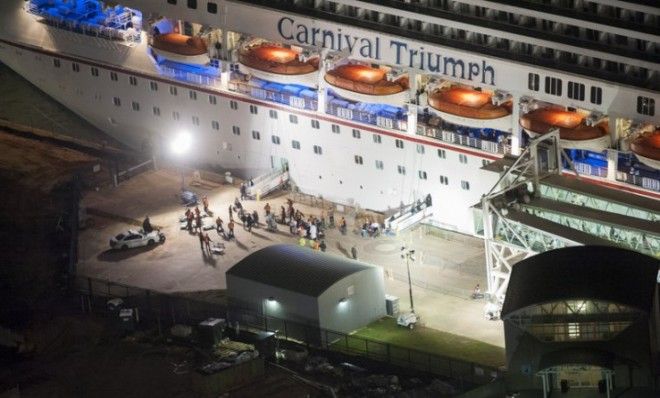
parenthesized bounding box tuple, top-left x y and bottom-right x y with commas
(350, 317, 505, 369)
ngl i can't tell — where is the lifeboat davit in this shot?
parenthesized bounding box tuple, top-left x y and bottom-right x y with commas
(428, 86, 512, 131)
(238, 43, 319, 86)
(520, 108, 610, 152)
(151, 33, 210, 65)
(324, 64, 408, 105)
(631, 130, 660, 170)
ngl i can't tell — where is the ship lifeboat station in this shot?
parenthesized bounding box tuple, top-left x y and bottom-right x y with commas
(502, 246, 659, 398)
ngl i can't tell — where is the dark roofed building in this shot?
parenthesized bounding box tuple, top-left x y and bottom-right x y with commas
(502, 246, 659, 397)
(226, 244, 385, 340)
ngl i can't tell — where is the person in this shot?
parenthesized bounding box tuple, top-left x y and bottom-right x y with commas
(246, 213, 253, 233)
(186, 212, 194, 232)
(239, 183, 246, 200)
(198, 231, 205, 251)
(280, 206, 286, 224)
(234, 197, 242, 210)
(194, 206, 201, 217)
(215, 216, 224, 235)
(339, 217, 347, 235)
(196, 213, 202, 233)
(227, 220, 235, 240)
(351, 246, 358, 260)
(310, 223, 317, 240)
(264, 202, 271, 216)
(474, 284, 481, 296)
(202, 195, 209, 213)
(204, 233, 211, 254)
(319, 240, 327, 252)
(142, 216, 153, 233)
(184, 207, 191, 219)
(252, 210, 259, 226)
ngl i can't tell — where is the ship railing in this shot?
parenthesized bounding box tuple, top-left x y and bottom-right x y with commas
(160, 65, 221, 87)
(616, 172, 660, 192)
(573, 161, 608, 178)
(417, 124, 511, 155)
(325, 104, 408, 132)
(228, 80, 318, 111)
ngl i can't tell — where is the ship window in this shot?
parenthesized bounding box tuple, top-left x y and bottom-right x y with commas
(269, 110, 278, 119)
(53, 58, 61, 68)
(72, 63, 80, 72)
(637, 97, 655, 116)
(272, 135, 281, 145)
(354, 155, 363, 165)
(207, 2, 217, 14)
(192, 116, 200, 126)
(249, 104, 258, 114)
(150, 81, 158, 91)
(590, 87, 602, 105)
(395, 139, 404, 149)
(437, 149, 446, 159)
(373, 134, 382, 144)
(232, 126, 240, 135)
(129, 76, 138, 86)
(189, 90, 197, 100)
(375, 160, 384, 170)
(311, 119, 320, 129)
(252, 130, 260, 140)
(418, 170, 427, 180)
(211, 120, 219, 130)
(209, 95, 217, 105)
(113, 97, 121, 106)
(289, 114, 298, 124)
(91, 67, 99, 77)
(292, 140, 300, 150)
(439, 175, 449, 185)
(313, 145, 323, 155)
(110, 72, 118, 81)
(397, 165, 406, 175)
(352, 129, 361, 139)
(131, 101, 140, 111)
(167, 0, 176, 4)
(461, 180, 470, 190)
(528, 73, 539, 91)
(416, 144, 425, 154)
(230, 100, 238, 110)
(172, 111, 180, 121)
(567, 81, 585, 101)
(153, 106, 161, 116)
(544, 77, 562, 96)
(459, 154, 468, 164)
(331, 124, 340, 134)
(187, 0, 197, 9)
(170, 86, 178, 96)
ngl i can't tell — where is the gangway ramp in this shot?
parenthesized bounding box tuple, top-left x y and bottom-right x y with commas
(384, 196, 433, 234)
(539, 174, 659, 222)
(245, 168, 289, 199)
(519, 198, 659, 257)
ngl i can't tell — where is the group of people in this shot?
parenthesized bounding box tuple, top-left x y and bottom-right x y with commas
(360, 219, 382, 238)
(181, 197, 219, 255)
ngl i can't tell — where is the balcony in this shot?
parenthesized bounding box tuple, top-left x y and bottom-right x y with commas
(228, 78, 318, 111)
(326, 92, 407, 132)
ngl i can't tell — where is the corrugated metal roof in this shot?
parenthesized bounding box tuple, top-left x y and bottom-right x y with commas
(502, 246, 659, 317)
(226, 244, 372, 297)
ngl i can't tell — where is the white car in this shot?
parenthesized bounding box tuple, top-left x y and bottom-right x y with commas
(109, 229, 165, 250)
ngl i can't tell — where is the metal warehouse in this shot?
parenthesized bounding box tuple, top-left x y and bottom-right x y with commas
(226, 244, 386, 339)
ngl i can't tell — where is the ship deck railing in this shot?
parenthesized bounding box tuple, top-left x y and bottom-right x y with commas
(325, 103, 407, 132)
(26, 1, 141, 45)
(158, 62, 221, 88)
(228, 79, 318, 111)
(616, 172, 660, 193)
(417, 123, 511, 155)
(572, 161, 608, 179)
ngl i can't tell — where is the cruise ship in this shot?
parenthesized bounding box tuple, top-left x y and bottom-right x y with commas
(0, 0, 658, 235)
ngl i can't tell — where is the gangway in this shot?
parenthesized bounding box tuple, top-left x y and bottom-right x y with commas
(245, 167, 290, 200)
(480, 129, 660, 311)
(384, 195, 433, 234)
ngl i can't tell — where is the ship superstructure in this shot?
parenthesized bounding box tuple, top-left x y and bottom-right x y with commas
(0, 0, 657, 235)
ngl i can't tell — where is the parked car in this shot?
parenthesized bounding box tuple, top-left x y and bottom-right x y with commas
(109, 229, 165, 250)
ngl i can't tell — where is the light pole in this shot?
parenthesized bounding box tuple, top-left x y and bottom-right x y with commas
(401, 246, 416, 313)
(170, 131, 191, 190)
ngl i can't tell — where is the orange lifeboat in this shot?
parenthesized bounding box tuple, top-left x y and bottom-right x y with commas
(520, 108, 610, 151)
(151, 33, 209, 65)
(631, 130, 660, 170)
(427, 85, 512, 130)
(237, 43, 319, 86)
(324, 64, 408, 104)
